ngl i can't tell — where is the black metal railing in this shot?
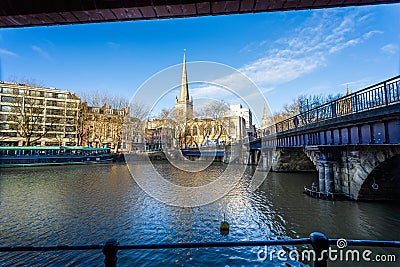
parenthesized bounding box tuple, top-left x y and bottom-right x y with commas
(1, 232, 399, 267)
(265, 76, 400, 134)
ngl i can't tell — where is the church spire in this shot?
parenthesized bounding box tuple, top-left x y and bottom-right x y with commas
(262, 103, 267, 120)
(261, 103, 268, 129)
(180, 49, 189, 102)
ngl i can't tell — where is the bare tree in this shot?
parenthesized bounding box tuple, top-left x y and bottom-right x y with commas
(7, 91, 54, 146)
(80, 89, 129, 109)
(8, 76, 45, 87)
(195, 100, 230, 146)
(273, 93, 343, 125)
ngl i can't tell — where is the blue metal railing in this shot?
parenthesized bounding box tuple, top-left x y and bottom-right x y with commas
(264, 76, 400, 135)
(1, 232, 399, 267)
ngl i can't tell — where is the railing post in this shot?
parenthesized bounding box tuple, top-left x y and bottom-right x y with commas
(310, 232, 329, 267)
(103, 239, 119, 267)
(383, 81, 388, 106)
(353, 94, 358, 113)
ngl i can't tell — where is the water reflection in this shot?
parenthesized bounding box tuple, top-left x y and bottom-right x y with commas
(0, 163, 399, 266)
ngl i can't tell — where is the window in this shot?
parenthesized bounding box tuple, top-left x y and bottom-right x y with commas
(66, 110, 76, 117)
(47, 109, 63, 116)
(1, 87, 13, 94)
(66, 118, 75, 125)
(1, 96, 13, 103)
(54, 125, 64, 132)
(1, 105, 11, 112)
(45, 92, 54, 98)
(34, 99, 44, 105)
(0, 114, 8, 121)
(0, 124, 10, 130)
(56, 93, 67, 99)
(46, 100, 55, 106)
(66, 126, 75, 132)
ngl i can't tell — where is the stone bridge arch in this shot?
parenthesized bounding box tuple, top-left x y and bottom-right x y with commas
(302, 145, 400, 200)
(271, 147, 316, 172)
(352, 147, 400, 200)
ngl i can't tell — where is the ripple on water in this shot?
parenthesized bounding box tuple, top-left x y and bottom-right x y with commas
(1, 163, 399, 266)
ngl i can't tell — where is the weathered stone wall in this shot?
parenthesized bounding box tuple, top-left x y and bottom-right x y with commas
(293, 145, 399, 200)
(339, 146, 400, 200)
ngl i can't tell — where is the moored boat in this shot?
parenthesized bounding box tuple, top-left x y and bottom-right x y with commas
(0, 146, 113, 167)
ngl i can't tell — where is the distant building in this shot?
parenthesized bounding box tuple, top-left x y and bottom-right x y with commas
(145, 119, 165, 151)
(225, 103, 255, 137)
(122, 116, 146, 153)
(0, 82, 80, 146)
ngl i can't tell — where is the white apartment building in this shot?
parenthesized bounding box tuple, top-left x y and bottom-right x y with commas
(0, 82, 80, 146)
(224, 104, 256, 137)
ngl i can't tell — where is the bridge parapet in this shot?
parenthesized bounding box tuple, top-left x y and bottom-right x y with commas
(263, 76, 399, 137)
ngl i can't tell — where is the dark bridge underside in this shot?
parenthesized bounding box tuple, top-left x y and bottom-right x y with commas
(358, 155, 400, 201)
(0, 0, 398, 28)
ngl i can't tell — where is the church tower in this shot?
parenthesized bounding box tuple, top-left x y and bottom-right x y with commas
(175, 50, 193, 121)
(261, 103, 269, 129)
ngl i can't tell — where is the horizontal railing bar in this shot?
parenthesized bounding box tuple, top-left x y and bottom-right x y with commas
(1, 238, 400, 252)
(118, 239, 311, 249)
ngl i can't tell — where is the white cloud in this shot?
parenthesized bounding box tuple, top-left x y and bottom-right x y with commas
(381, 43, 398, 55)
(340, 78, 372, 91)
(363, 30, 383, 39)
(190, 84, 232, 100)
(241, 55, 322, 84)
(329, 38, 361, 54)
(237, 10, 382, 90)
(358, 13, 373, 23)
(0, 48, 17, 57)
(107, 42, 120, 49)
(32, 45, 49, 58)
(202, 9, 382, 117)
(239, 40, 268, 53)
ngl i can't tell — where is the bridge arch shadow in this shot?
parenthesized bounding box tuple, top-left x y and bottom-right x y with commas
(357, 154, 400, 201)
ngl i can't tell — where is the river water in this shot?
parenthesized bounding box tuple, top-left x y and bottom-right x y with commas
(0, 163, 399, 266)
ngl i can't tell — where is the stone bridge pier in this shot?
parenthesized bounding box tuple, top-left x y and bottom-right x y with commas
(235, 144, 400, 200)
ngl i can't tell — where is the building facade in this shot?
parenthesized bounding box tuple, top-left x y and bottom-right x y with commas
(81, 103, 129, 151)
(225, 103, 255, 137)
(0, 82, 80, 146)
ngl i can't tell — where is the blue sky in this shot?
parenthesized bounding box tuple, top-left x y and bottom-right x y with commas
(0, 4, 399, 123)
